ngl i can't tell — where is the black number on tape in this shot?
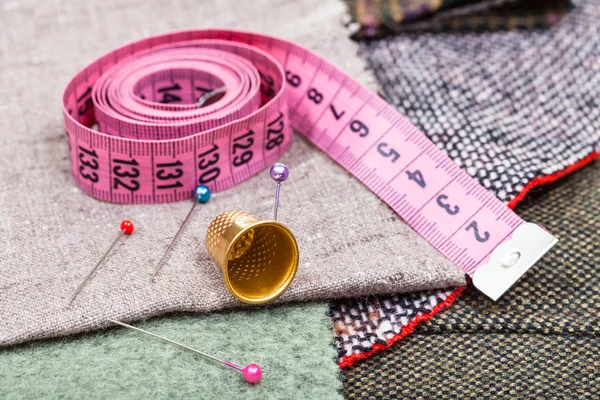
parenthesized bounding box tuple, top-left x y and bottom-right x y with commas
(308, 88, 323, 104)
(199, 168, 220, 184)
(80, 169, 98, 183)
(436, 194, 459, 215)
(266, 112, 285, 150)
(232, 130, 255, 167)
(377, 142, 400, 162)
(113, 158, 140, 178)
(157, 83, 182, 104)
(350, 120, 369, 137)
(259, 71, 275, 98)
(198, 144, 221, 184)
(330, 104, 345, 121)
(156, 160, 184, 190)
(198, 144, 220, 169)
(78, 145, 99, 183)
(406, 170, 426, 188)
(77, 87, 93, 116)
(79, 147, 98, 169)
(285, 71, 301, 87)
(113, 177, 140, 192)
(113, 158, 140, 192)
(466, 221, 490, 243)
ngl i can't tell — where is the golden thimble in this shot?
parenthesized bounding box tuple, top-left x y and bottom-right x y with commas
(205, 210, 299, 304)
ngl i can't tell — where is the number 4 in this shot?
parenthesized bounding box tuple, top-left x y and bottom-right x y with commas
(406, 169, 426, 188)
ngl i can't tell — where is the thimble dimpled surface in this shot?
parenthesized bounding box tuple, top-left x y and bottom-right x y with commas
(205, 210, 299, 304)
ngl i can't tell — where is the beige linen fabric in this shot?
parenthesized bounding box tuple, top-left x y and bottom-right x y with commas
(0, 0, 465, 346)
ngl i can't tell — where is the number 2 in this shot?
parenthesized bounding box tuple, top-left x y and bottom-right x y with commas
(466, 221, 490, 243)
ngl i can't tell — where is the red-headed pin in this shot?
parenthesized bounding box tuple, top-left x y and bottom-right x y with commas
(108, 319, 262, 384)
(68, 220, 134, 304)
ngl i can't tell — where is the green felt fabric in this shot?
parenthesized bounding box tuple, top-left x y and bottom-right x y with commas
(0, 303, 341, 400)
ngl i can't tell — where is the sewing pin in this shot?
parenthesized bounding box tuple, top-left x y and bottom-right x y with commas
(107, 319, 262, 383)
(269, 163, 289, 221)
(151, 185, 211, 281)
(69, 220, 134, 304)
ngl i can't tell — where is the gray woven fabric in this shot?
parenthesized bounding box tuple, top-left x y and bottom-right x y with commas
(0, 0, 465, 346)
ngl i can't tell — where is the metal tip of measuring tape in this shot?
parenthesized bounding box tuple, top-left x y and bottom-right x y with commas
(472, 223, 558, 301)
(198, 86, 227, 107)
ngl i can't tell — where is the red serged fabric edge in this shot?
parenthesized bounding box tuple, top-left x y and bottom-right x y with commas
(338, 285, 467, 368)
(507, 151, 600, 210)
(338, 150, 599, 368)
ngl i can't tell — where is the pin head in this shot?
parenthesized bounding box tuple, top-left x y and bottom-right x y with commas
(120, 220, 134, 235)
(194, 185, 211, 203)
(242, 364, 262, 383)
(269, 163, 289, 183)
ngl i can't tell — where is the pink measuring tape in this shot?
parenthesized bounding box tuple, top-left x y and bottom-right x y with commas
(62, 29, 557, 300)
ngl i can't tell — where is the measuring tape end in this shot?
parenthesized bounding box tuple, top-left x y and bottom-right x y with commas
(472, 222, 559, 301)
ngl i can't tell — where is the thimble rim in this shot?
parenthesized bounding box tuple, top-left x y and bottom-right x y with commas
(222, 219, 299, 305)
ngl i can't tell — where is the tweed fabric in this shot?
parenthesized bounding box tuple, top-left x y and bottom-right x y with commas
(355, 0, 600, 204)
(330, 0, 599, 365)
(342, 334, 600, 399)
(0, 0, 466, 347)
(416, 161, 600, 335)
(345, 0, 572, 38)
(342, 161, 600, 398)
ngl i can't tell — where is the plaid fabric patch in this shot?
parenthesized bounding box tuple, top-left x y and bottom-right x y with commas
(332, 0, 599, 366)
(345, 0, 573, 38)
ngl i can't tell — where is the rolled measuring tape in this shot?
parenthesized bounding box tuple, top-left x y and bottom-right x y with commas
(62, 29, 557, 300)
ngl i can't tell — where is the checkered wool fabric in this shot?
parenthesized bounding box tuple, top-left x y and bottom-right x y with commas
(342, 160, 599, 398)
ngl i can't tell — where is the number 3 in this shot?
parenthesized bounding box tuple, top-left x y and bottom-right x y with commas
(436, 194, 460, 215)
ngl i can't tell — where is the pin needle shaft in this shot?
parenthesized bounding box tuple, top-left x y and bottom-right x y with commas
(69, 231, 124, 304)
(151, 202, 197, 281)
(274, 182, 281, 221)
(107, 319, 242, 370)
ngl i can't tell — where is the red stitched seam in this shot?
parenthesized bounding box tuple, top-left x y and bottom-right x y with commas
(338, 286, 467, 369)
(338, 149, 599, 368)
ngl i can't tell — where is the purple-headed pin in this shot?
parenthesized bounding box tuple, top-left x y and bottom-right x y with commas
(270, 163, 289, 221)
(108, 319, 262, 384)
